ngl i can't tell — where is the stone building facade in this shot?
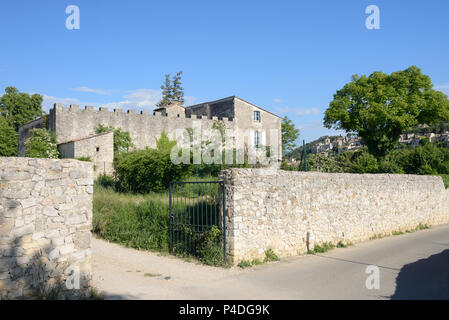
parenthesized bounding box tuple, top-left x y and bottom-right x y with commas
(18, 96, 282, 175)
(0, 157, 93, 299)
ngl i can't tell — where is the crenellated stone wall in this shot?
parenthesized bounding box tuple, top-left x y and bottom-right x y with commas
(220, 169, 449, 264)
(0, 157, 93, 299)
(50, 104, 235, 150)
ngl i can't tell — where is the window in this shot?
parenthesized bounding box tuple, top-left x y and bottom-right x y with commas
(254, 131, 261, 147)
(253, 111, 260, 122)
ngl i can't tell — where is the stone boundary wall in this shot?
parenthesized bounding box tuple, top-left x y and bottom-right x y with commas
(220, 169, 449, 263)
(0, 157, 93, 299)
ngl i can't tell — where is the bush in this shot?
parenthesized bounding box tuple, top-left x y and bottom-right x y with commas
(0, 116, 17, 156)
(349, 151, 378, 173)
(114, 147, 192, 193)
(95, 174, 116, 189)
(25, 128, 59, 158)
(394, 144, 449, 175)
(95, 124, 133, 155)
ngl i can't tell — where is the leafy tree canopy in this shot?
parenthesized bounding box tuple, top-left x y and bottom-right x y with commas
(324, 66, 449, 157)
(0, 116, 18, 156)
(25, 128, 59, 159)
(281, 116, 300, 155)
(0, 87, 44, 131)
(94, 124, 133, 155)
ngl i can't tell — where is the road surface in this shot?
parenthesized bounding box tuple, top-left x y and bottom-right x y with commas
(92, 224, 449, 299)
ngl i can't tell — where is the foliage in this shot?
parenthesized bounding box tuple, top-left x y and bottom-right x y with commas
(440, 174, 449, 189)
(94, 124, 133, 155)
(93, 186, 170, 252)
(114, 132, 192, 193)
(324, 66, 449, 157)
(305, 154, 342, 173)
(76, 156, 92, 162)
(349, 151, 379, 173)
(156, 71, 184, 107)
(25, 128, 59, 158)
(0, 116, 18, 156)
(309, 242, 335, 254)
(0, 86, 44, 131)
(280, 160, 296, 171)
(94, 174, 116, 189)
(172, 71, 184, 104)
(237, 260, 252, 268)
(393, 144, 449, 175)
(281, 116, 300, 155)
(197, 225, 227, 267)
(264, 248, 279, 262)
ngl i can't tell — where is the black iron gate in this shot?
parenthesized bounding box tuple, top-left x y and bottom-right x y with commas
(169, 181, 226, 262)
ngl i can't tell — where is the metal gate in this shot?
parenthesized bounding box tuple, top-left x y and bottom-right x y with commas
(169, 181, 226, 261)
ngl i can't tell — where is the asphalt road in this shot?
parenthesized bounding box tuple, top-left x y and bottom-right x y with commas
(93, 224, 449, 300)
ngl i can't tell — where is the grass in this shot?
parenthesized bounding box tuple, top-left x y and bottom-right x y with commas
(93, 186, 170, 252)
(369, 223, 431, 240)
(93, 174, 228, 267)
(237, 248, 280, 268)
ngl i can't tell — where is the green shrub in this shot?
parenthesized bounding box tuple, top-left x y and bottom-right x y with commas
(95, 174, 116, 189)
(0, 116, 17, 156)
(114, 146, 192, 193)
(95, 124, 134, 155)
(349, 151, 378, 173)
(197, 225, 227, 267)
(394, 144, 449, 175)
(25, 128, 59, 158)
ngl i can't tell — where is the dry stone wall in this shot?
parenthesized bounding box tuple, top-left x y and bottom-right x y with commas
(0, 157, 93, 299)
(220, 169, 449, 263)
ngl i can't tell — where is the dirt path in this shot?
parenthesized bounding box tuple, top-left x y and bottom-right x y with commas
(91, 237, 243, 299)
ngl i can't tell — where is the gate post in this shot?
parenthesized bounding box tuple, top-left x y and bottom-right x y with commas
(169, 182, 173, 254)
(222, 181, 227, 262)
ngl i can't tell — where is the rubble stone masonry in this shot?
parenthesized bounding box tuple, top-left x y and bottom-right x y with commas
(220, 169, 449, 264)
(0, 157, 93, 299)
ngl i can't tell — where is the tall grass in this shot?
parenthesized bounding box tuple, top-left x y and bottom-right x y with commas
(93, 174, 222, 258)
(93, 186, 170, 252)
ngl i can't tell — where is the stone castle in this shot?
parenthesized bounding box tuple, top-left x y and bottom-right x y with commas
(18, 96, 282, 176)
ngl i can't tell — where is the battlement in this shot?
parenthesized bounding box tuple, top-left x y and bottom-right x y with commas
(53, 104, 233, 122)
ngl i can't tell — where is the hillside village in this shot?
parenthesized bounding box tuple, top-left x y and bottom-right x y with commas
(287, 129, 449, 160)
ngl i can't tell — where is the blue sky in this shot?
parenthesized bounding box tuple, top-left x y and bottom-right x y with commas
(1, 0, 448, 143)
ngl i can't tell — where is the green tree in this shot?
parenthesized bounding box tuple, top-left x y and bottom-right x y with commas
(95, 124, 133, 155)
(156, 71, 184, 107)
(324, 66, 449, 158)
(281, 116, 300, 155)
(25, 128, 59, 159)
(172, 71, 184, 104)
(0, 87, 44, 131)
(0, 116, 18, 156)
(156, 74, 174, 107)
